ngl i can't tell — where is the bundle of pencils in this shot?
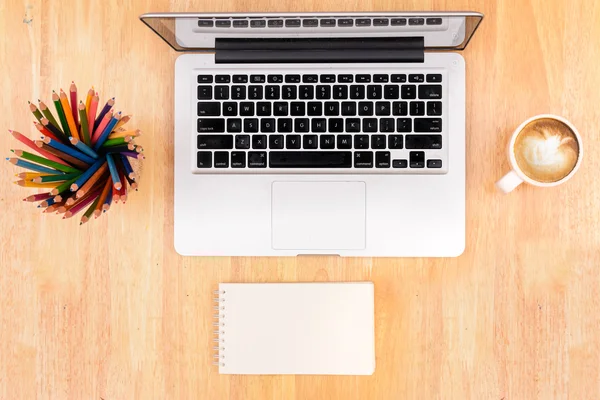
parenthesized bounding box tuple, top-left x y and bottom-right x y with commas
(7, 82, 143, 225)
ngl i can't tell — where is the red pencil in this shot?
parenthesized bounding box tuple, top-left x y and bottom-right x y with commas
(70, 81, 79, 128)
(9, 130, 71, 167)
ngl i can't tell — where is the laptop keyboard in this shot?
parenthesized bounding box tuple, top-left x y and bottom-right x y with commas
(195, 70, 447, 173)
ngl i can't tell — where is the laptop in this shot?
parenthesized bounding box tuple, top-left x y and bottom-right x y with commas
(139, 12, 483, 257)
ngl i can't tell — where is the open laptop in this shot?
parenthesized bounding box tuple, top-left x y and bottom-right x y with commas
(139, 12, 483, 257)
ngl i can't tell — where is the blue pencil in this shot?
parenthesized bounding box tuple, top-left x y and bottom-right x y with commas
(6, 157, 65, 175)
(70, 159, 105, 192)
(106, 154, 122, 190)
(43, 137, 96, 165)
(119, 154, 135, 180)
(103, 187, 113, 212)
(69, 137, 99, 159)
(93, 112, 121, 151)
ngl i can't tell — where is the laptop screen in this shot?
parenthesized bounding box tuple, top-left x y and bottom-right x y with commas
(140, 12, 483, 52)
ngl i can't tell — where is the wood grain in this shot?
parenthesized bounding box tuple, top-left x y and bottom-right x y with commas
(1, 0, 600, 399)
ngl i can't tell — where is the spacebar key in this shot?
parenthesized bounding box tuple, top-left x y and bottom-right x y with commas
(269, 152, 352, 168)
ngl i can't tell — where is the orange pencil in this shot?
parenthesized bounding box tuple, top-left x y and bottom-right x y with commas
(10, 130, 70, 167)
(94, 178, 112, 218)
(91, 110, 113, 144)
(85, 87, 94, 114)
(113, 115, 131, 130)
(59, 89, 79, 140)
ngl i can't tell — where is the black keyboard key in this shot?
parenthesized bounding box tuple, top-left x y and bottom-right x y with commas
(427, 101, 442, 116)
(414, 118, 442, 132)
(356, 18, 371, 26)
(303, 19, 319, 27)
(391, 74, 407, 83)
(389, 134, 403, 149)
(303, 134, 318, 149)
(307, 102, 322, 116)
(320, 19, 336, 27)
(214, 151, 229, 168)
(290, 102, 305, 116)
(198, 75, 213, 83)
(260, 118, 275, 132)
(286, 135, 301, 149)
(250, 19, 266, 28)
(324, 102, 339, 116)
(233, 75, 248, 83)
(257, 102, 271, 116)
(282, 85, 297, 100)
(285, 19, 301, 27)
(354, 135, 369, 149)
(374, 74, 389, 83)
(197, 86, 212, 100)
(269, 135, 284, 149)
(285, 74, 301, 83)
(320, 135, 335, 149)
(376, 151, 391, 168)
(393, 159, 407, 168)
(198, 118, 225, 133)
(427, 74, 442, 83)
(248, 151, 267, 168)
(426, 18, 443, 25)
(231, 152, 246, 168)
(337, 135, 352, 149)
(341, 102, 357, 116)
(251, 74, 266, 83)
(227, 118, 242, 133)
(408, 74, 425, 83)
(363, 118, 378, 133)
(333, 85, 348, 99)
(350, 85, 365, 99)
(231, 86, 246, 100)
(277, 118, 293, 133)
(239, 102, 254, 116)
(295, 118, 309, 132)
(270, 151, 352, 168)
(397, 118, 412, 132)
(215, 75, 230, 83)
(274, 102, 288, 116)
(338, 19, 353, 27)
(268, 75, 283, 83)
(198, 20, 214, 27)
(338, 74, 353, 83)
(320, 75, 336, 83)
(373, 18, 389, 26)
(235, 135, 250, 149)
(418, 85, 442, 99)
(410, 101, 425, 116)
(406, 134, 442, 149)
(268, 19, 284, 28)
(303, 74, 319, 83)
(252, 135, 267, 149)
(354, 151, 373, 168)
(216, 20, 231, 28)
(312, 119, 326, 132)
(299, 85, 314, 99)
(233, 20, 248, 28)
(391, 18, 407, 26)
(329, 118, 344, 132)
(214, 86, 229, 100)
(265, 85, 280, 100)
(356, 74, 371, 83)
(375, 101, 391, 116)
(401, 85, 416, 99)
(244, 118, 259, 133)
(384, 85, 400, 99)
(358, 102, 374, 116)
(346, 119, 361, 133)
(371, 135, 386, 149)
(409, 151, 425, 168)
(316, 85, 331, 99)
(380, 118, 395, 133)
(392, 101, 408, 116)
(198, 102, 220, 116)
(223, 102, 238, 116)
(249, 86, 263, 100)
(197, 151, 212, 168)
(409, 18, 424, 25)
(427, 159, 443, 168)
(367, 85, 382, 99)
(197, 134, 233, 149)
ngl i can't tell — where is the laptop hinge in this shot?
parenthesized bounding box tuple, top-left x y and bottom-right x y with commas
(214, 37, 424, 64)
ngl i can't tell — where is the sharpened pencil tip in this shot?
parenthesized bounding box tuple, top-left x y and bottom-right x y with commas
(28, 100, 31, 104)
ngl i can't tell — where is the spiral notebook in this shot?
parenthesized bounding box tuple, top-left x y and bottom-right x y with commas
(213, 282, 375, 375)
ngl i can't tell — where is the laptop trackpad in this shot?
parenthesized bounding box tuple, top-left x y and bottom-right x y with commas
(271, 181, 366, 251)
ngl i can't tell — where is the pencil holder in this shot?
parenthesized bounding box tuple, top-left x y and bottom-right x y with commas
(6, 82, 143, 224)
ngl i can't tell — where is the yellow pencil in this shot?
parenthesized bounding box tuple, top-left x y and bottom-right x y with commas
(59, 89, 79, 140)
(16, 172, 52, 179)
(113, 115, 131, 130)
(108, 129, 141, 139)
(85, 87, 94, 114)
(15, 180, 60, 189)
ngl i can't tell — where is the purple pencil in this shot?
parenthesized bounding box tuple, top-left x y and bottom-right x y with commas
(93, 97, 115, 131)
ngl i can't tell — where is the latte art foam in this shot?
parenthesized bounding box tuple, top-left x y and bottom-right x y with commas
(513, 118, 579, 183)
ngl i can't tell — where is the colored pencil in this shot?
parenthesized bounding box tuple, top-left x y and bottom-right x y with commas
(40, 118, 68, 143)
(123, 172, 138, 191)
(33, 172, 80, 183)
(35, 141, 90, 170)
(113, 115, 131, 130)
(15, 180, 60, 188)
(108, 129, 141, 140)
(112, 185, 120, 203)
(11, 149, 79, 173)
(77, 102, 91, 145)
(70, 82, 79, 128)
(118, 168, 127, 203)
(6, 158, 64, 174)
(93, 112, 121, 150)
(102, 187, 113, 212)
(63, 188, 102, 219)
(91, 110, 113, 144)
(121, 151, 144, 159)
(38, 100, 61, 131)
(94, 97, 115, 131)
(23, 192, 52, 202)
(42, 136, 96, 165)
(52, 90, 70, 137)
(101, 137, 132, 148)
(34, 121, 60, 142)
(10, 129, 70, 166)
(69, 136, 99, 160)
(17, 172, 51, 179)
(94, 179, 112, 217)
(88, 93, 99, 136)
(103, 143, 135, 154)
(76, 163, 108, 198)
(70, 158, 105, 191)
(51, 176, 80, 195)
(81, 194, 101, 225)
(39, 195, 63, 208)
(105, 154, 122, 190)
(28, 101, 44, 123)
(44, 202, 65, 213)
(85, 87, 94, 114)
(119, 154, 136, 180)
(60, 89, 79, 140)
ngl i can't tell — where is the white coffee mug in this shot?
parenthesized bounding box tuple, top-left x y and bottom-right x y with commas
(496, 114, 583, 193)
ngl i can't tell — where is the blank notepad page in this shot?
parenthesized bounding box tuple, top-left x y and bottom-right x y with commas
(216, 282, 375, 375)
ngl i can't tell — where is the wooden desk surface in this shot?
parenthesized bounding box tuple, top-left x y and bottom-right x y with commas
(1, 1, 599, 399)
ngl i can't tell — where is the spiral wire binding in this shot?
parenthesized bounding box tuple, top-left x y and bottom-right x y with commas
(212, 289, 226, 367)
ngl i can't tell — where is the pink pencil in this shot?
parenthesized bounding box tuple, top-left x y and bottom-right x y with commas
(91, 110, 113, 145)
(9, 130, 71, 166)
(88, 93, 99, 136)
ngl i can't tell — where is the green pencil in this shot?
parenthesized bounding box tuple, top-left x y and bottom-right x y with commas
(78, 102, 91, 145)
(11, 149, 80, 174)
(39, 100, 62, 133)
(52, 90, 71, 137)
(28, 101, 43, 123)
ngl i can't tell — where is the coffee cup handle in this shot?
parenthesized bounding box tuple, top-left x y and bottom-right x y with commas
(496, 170, 523, 194)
